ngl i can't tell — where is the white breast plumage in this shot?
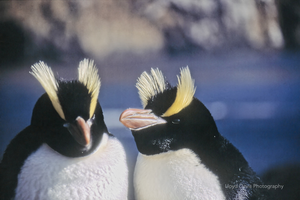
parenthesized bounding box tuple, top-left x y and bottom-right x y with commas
(15, 133, 128, 200)
(134, 148, 225, 200)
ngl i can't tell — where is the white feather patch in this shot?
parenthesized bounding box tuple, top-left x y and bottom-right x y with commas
(16, 133, 128, 200)
(136, 68, 166, 108)
(78, 59, 101, 118)
(30, 61, 65, 120)
(134, 149, 225, 200)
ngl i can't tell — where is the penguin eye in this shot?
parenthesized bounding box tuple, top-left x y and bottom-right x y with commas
(171, 118, 181, 124)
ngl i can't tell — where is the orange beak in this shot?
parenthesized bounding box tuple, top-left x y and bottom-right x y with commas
(64, 116, 91, 147)
(119, 108, 167, 131)
(76, 116, 91, 145)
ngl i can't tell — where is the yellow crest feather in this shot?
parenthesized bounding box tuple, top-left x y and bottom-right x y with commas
(30, 61, 66, 120)
(136, 68, 166, 108)
(162, 66, 196, 117)
(78, 59, 101, 118)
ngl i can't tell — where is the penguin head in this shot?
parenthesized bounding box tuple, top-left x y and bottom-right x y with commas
(120, 67, 219, 155)
(30, 59, 107, 157)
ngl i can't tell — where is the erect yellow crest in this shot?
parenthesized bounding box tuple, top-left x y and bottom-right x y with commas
(30, 61, 66, 120)
(30, 59, 100, 121)
(78, 59, 101, 118)
(136, 67, 196, 117)
(162, 67, 196, 117)
(136, 68, 166, 108)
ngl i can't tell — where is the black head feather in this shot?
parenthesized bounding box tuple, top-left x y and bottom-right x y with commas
(57, 80, 91, 122)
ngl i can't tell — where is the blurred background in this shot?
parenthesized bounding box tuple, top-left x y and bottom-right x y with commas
(0, 0, 299, 199)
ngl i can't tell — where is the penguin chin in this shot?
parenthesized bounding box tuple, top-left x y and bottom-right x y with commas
(135, 141, 172, 156)
(78, 141, 92, 154)
(140, 149, 173, 157)
(80, 132, 109, 157)
(49, 132, 107, 158)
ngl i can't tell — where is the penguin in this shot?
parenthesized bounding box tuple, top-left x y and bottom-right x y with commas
(0, 59, 128, 200)
(119, 67, 267, 200)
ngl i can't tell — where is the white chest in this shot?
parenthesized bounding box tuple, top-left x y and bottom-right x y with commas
(134, 149, 225, 200)
(15, 133, 128, 200)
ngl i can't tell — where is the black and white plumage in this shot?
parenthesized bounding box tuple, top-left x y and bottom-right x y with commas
(120, 67, 266, 200)
(0, 59, 128, 200)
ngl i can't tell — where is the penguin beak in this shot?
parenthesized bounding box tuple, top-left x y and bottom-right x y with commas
(64, 116, 91, 147)
(119, 108, 167, 131)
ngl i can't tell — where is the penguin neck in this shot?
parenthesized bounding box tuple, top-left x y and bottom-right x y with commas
(43, 127, 105, 158)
